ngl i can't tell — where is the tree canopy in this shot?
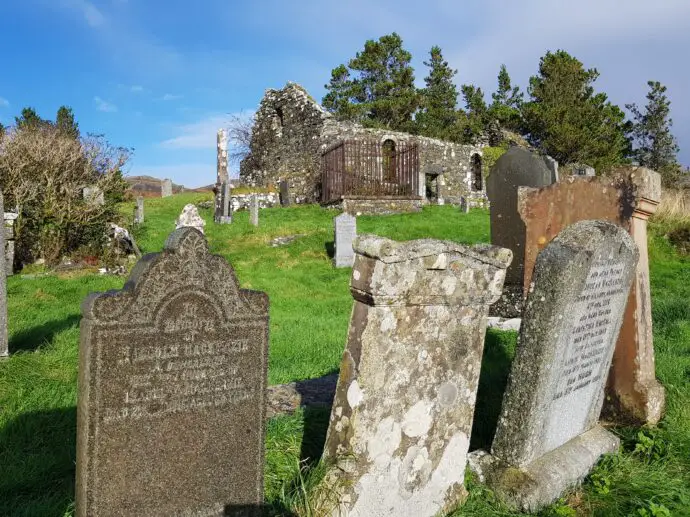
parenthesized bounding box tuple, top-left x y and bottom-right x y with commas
(415, 46, 459, 140)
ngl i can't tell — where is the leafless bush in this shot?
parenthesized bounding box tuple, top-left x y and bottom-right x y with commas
(227, 112, 255, 166)
(0, 126, 129, 266)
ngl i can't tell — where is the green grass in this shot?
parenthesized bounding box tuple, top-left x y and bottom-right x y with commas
(1, 194, 689, 516)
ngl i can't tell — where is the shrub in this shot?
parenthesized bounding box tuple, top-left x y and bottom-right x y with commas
(0, 126, 129, 267)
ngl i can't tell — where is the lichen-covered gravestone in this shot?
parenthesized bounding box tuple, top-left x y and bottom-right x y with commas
(323, 235, 512, 517)
(176, 204, 206, 234)
(249, 195, 259, 227)
(76, 228, 269, 517)
(470, 220, 638, 511)
(0, 192, 7, 358)
(333, 213, 356, 268)
(134, 197, 144, 225)
(161, 178, 173, 198)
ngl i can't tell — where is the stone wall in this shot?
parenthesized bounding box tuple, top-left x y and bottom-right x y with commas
(340, 196, 423, 215)
(240, 82, 486, 205)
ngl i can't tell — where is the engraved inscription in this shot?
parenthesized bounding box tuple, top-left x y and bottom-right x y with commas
(553, 259, 627, 401)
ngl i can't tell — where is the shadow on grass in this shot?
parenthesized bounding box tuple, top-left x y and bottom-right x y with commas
(324, 241, 335, 259)
(470, 328, 517, 452)
(0, 407, 77, 517)
(9, 314, 81, 353)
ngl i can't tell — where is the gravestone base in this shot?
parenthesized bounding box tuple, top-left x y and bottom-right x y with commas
(488, 284, 524, 318)
(469, 426, 619, 512)
(603, 380, 665, 426)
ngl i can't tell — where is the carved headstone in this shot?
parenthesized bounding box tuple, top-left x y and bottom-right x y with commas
(0, 192, 7, 357)
(486, 148, 558, 317)
(517, 168, 665, 424)
(176, 204, 206, 234)
(279, 180, 290, 207)
(249, 195, 259, 227)
(134, 197, 144, 225)
(161, 178, 173, 198)
(323, 235, 512, 517)
(76, 228, 269, 517)
(333, 213, 356, 268)
(470, 220, 637, 511)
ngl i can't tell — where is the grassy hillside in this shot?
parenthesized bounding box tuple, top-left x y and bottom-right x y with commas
(0, 194, 688, 516)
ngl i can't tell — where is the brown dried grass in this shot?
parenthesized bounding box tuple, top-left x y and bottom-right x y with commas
(654, 189, 690, 224)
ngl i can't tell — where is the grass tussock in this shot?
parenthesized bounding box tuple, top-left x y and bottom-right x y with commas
(654, 188, 690, 224)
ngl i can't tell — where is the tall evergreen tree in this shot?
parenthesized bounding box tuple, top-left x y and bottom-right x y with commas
(522, 50, 630, 172)
(460, 84, 487, 143)
(626, 81, 679, 182)
(322, 33, 419, 131)
(415, 46, 459, 140)
(489, 64, 523, 130)
(15, 107, 49, 131)
(56, 106, 80, 139)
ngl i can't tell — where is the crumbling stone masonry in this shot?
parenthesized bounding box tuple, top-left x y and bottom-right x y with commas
(240, 82, 486, 205)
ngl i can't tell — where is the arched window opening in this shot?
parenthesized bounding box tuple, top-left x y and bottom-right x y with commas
(275, 107, 284, 127)
(382, 139, 396, 181)
(471, 154, 482, 191)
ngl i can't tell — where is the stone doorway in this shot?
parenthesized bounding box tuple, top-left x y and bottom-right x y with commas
(425, 173, 440, 203)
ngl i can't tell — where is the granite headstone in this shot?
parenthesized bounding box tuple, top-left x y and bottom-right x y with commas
(76, 227, 269, 517)
(161, 178, 173, 198)
(249, 195, 259, 227)
(279, 180, 290, 207)
(215, 182, 232, 224)
(323, 235, 512, 517)
(175, 204, 206, 234)
(134, 197, 144, 225)
(333, 213, 356, 268)
(470, 220, 638, 511)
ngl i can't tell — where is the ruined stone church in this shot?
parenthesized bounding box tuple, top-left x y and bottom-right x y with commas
(240, 82, 486, 207)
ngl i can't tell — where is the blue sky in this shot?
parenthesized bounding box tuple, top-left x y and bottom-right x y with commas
(1, 0, 688, 188)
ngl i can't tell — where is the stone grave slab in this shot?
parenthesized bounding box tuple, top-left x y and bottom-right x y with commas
(215, 182, 232, 224)
(333, 213, 356, 268)
(249, 195, 259, 227)
(322, 234, 512, 517)
(76, 227, 269, 517)
(470, 220, 638, 511)
(134, 197, 144, 225)
(279, 180, 290, 207)
(161, 178, 173, 198)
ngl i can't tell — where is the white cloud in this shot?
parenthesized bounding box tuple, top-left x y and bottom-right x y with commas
(64, 0, 106, 27)
(161, 93, 183, 101)
(159, 114, 230, 150)
(94, 96, 117, 113)
(0, 97, 9, 108)
(130, 85, 144, 93)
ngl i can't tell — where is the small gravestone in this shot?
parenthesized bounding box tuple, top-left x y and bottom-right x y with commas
(279, 180, 290, 207)
(83, 186, 105, 206)
(470, 220, 638, 511)
(0, 192, 7, 357)
(76, 227, 269, 517)
(134, 197, 144, 224)
(249, 195, 259, 227)
(176, 204, 206, 234)
(460, 196, 470, 213)
(333, 213, 356, 267)
(322, 235, 512, 516)
(161, 178, 173, 198)
(4, 212, 16, 276)
(215, 182, 232, 224)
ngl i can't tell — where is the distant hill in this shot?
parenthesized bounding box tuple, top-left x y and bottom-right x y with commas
(124, 176, 214, 197)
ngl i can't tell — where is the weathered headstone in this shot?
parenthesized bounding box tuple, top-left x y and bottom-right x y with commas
(4, 212, 16, 276)
(217, 128, 229, 185)
(134, 197, 144, 225)
(460, 196, 470, 213)
(176, 204, 206, 234)
(279, 180, 290, 207)
(76, 227, 269, 517)
(161, 178, 173, 198)
(249, 195, 259, 227)
(486, 147, 558, 317)
(0, 192, 7, 358)
(83, 186, 105, 206)
(333, 213, 356, 268)
(470, 220, 637, 511)
(323, 235, 512, 517)
(573, 164, 596, 177)
(215, 182, 232, 224)
(542, 155, 559, 181)
(517, 168, 665, 424)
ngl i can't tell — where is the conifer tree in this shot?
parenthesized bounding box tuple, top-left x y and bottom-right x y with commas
(416, 46, 459, 139)
(489, 64, 523, 130)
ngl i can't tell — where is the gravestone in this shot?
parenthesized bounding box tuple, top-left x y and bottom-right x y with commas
(0, 192, 6, 357)
(470, 220, 638, 511)
(460, 196, 470, 214)
(134, 197, 144, 225)
(486, 147, 558, 316)
(215, 182, 232, 224)
(176, 204, 206, 234)
(333, 213, 356, 268)
(161, 178, 173, 198)
(517, 168, 665, 424)
(323, 235, 512, 517)
(76, 227, 269, 517)
(573, 164, 595, 177)
(217, 128, 229, 185)
(279, 180, 290, 207)
(83, 186, 105, 206)
(4, 212, 16, 276)
(249, 195, 259, 227)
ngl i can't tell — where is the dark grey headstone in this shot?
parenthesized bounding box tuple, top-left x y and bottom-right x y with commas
(279, 180, 290, 207)
(334, 213, 356, 267)
(0, 192, 6, 357)
(471, 220, 638, 511)
(76, 228, 269, 517)
(216, 182, 232, 224)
